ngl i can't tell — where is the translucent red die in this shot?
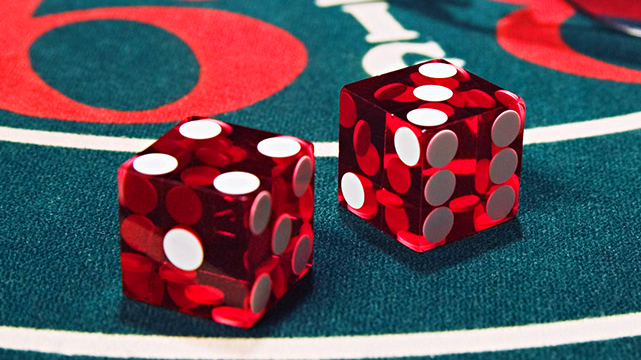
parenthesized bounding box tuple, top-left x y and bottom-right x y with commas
(338, 60, 524, 252)
(118, 116, 314, 328)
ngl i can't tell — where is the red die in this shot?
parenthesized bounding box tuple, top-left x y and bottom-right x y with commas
(338, 60, 524, 252)
(118, 117, 314, 328)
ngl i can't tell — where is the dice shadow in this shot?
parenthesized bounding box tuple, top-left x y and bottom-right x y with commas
(338, 206, 523, 274)
(118, 271, 314, 337)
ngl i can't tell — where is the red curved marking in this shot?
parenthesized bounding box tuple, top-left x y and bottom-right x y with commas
(0, 1, 307, 123)
(570, 0, 641, 20)
(494, 0, 641, 84)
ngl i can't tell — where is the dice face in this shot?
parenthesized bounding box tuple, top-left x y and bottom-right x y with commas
(338, 59, 524, 252)
(118, 117, 314, 328)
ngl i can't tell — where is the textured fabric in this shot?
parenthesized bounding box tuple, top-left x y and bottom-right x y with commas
(1, 0, 641, 359)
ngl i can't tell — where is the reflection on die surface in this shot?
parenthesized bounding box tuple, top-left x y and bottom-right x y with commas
(338, 59, 525, 252)
(118, 116, 314, 328)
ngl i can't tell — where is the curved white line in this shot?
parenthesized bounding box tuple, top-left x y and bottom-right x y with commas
(0, 127, 155, 153)
(1, 110, 641, 155)
(522, 110, 641, 144)
(1, 313, 640, 359)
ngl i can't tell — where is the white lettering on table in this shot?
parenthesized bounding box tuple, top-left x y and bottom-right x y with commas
(316, 0, 465, 76)
(342, 2, 418, 43)
(316, 0, 372, 7)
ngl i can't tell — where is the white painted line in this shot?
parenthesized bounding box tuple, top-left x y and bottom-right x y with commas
(0, 126, 154, 153)
(1, 312, 640, 359)
(522, 110, 641, 145)
(1, 110, 641, 155)
(312, 140, 339, 157)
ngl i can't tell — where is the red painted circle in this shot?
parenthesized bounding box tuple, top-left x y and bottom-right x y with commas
(181, 166, 220, 187)
(475, 159, 491, 194)
(340, 91, 357, 128)
(385, 206, 409, 235)
(121, 252, 153, 273)
(226, 146, 247, 164)
(299, 221, 314, 240)
(196, 147, 231, 167)
(447, 92, 466, 107)
(449, 195, 481, 212)
(496, 90, 526, 121)
(395, 231, 425, 252)
(167, 283, 200, 309)
(159, 263, 197, 284)
(464, 89, 496, 108)
(147, 273, 166, 305)
(298, 186, 314, 221)
(120, 171, 158, 215)
(452, 64, 470, 82)
(152, 140, 191, 167)
(120, 214, 159, 254)
(208, 137, 234, 151)
(410, 72, 428, 86)
(495, 89, 519, 106)
(356, 144, 380, 177)
(410, 72, 460, 89)
(0, 5, 308, 122)
(166, 186, 203, 225)
(375, 189, 403, 208)
(211, 306, 260, 329)
(184, 284, 225, 305)
(347, 204, 378, 220)
(496, 2, 641, 85)
(215, 120, 234, 135)
(418, 102, 455, 117)
(393, 87, 419, 102)
(396, 231, 446, 252)
(269, 264, 288, 299)
(432, 77, 460, 89)
(122, 271, 162, 301)
(473, 204, 505, 232)
(374, 83, 407, 100)
(386, 157, 411, 194)
(353, 120, 371, 156)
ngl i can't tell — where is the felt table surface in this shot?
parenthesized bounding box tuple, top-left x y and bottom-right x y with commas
(1, 0, 641, 359)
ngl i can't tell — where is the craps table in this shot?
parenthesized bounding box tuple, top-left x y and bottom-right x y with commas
(1, 0, 641, 359)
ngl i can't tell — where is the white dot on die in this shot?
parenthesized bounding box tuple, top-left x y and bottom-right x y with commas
(213, 171, 260, 195)
(257, 136, 302, 158)
(424, 169, 456, 206)
(250, 273, 272, 314)
(492, 110, 521, 147)
(341, 172, 365, 209)
(249, 191, 272, 235)
(293, 156, 313, 198)
(394, 127, 421, 166)
(407, 108, 449, 127)
(419, 62, 458, 78)
(178, 119, 222, 140)
(487, 185, 516, 220)
(163, 227, 204, 271)
(133, 153, 178, 176)
(292, 235, 312, 275)
(427, 130, 458, 168)
(490, 148, 518, 184)
(413, 85, 453, 102)
(422, 207, 454, 243)
(272, 214, 293, 255)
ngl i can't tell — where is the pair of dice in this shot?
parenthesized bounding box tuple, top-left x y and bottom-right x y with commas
(118, 60, 524, 328)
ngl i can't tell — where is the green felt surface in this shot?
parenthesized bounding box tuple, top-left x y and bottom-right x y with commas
(1, 0, 641, 359)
